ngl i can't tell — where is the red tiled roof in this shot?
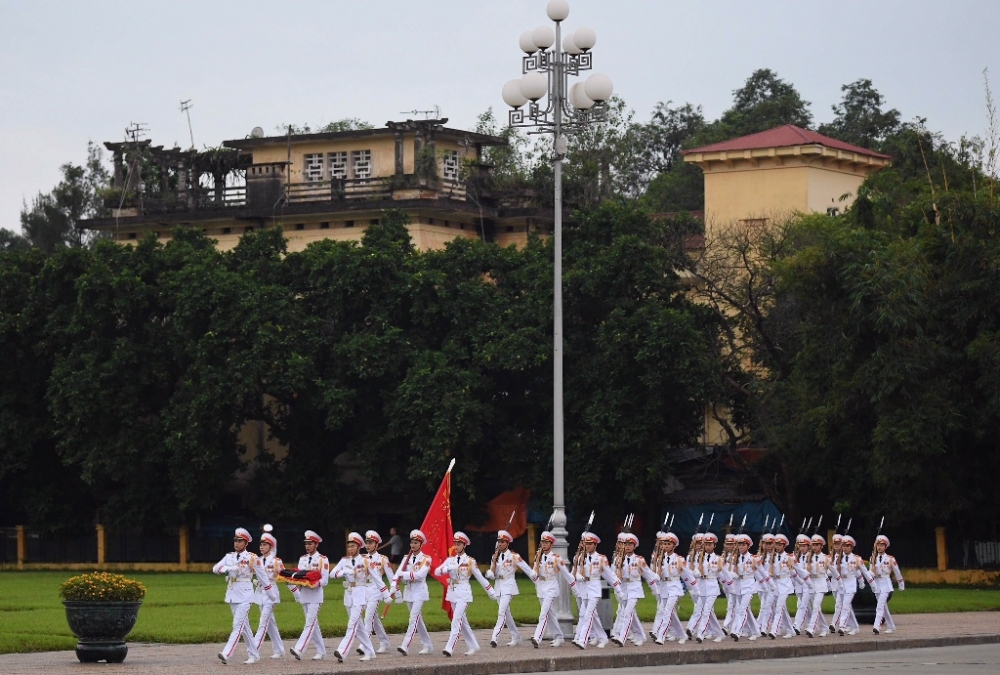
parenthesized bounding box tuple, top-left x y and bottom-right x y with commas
(682, 125, 891, 159)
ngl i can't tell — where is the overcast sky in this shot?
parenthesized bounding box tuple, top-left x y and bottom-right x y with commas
(1, 0, 996, 234)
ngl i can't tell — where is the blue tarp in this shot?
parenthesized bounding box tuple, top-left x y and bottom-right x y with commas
(662, 500, 788, 543)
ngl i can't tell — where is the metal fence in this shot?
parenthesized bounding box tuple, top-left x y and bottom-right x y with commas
(948, 538, 1000, 570)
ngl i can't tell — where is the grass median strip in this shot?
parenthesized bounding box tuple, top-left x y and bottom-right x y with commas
(2, 571, 997, 654)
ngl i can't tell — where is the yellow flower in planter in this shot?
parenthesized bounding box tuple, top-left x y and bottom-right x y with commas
(60, 572, 146, 602)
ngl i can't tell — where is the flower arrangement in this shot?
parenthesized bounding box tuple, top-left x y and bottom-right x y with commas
(60, 572, 146, 603)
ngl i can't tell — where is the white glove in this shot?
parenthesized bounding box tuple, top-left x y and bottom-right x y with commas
(394, 592, 404, 604)
(381, 589, 392, 602)
(485, 570, 495, 580)
(266, 587, 279, 603)
(898, 581, 905, 591)
(487, 590, 497, 601)
(575, 574, 585, 582)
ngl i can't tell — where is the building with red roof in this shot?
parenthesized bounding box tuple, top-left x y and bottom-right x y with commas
(682, 125, 891, 228)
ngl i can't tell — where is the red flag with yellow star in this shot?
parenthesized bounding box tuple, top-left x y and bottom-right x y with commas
(420, 459, 455, 619)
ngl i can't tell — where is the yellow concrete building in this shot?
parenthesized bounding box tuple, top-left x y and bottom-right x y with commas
(83, 119, 547, 251)
(682, 125, 891, 450)
(683, 125, 891, 231)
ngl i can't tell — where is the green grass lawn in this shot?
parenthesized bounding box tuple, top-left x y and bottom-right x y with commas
(1, 571, 997, 655)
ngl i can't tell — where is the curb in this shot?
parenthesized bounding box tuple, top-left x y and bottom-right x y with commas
(315, 633, 1000, 675)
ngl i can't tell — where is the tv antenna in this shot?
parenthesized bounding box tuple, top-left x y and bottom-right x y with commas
(180, 100, 195, 149)
(400, 104, 441, 120)
(125, 122, 148, 144)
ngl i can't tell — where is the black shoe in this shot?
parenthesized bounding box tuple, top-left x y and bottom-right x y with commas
(828, 624, 835, 632)
(356, 648, 364, 656)
(838, 629, 844, 636)
(531, 638, 539, 648)
(731, 634, 739, 642)
(873, 628, 880, 635)
(794, 628, 800, 635)
(686, 628, 693, 638)
(490, 640, 497, 648)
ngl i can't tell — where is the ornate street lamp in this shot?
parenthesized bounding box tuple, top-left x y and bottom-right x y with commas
(501, 0, 614, 635)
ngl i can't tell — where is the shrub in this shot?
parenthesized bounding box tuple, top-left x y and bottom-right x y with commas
(59, 572, 147, 602)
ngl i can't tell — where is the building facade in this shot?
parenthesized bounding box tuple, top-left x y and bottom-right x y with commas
(82, 119, 549, 251)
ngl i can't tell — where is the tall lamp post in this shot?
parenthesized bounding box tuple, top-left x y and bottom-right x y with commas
(501, 0, 613, 635)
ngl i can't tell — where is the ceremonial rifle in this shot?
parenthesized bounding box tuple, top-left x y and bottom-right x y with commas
(870, 516, 885, 567)
(491, 510, 517, 575)
(533, 516, 553, 572)
(574, 510, 596, 575)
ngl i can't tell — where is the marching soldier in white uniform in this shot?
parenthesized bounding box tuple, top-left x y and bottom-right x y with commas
(832, 535, 871, 635)
(766, 533, 797, 639)
(331, 532, 389, 662)
(435, 531, 496, 656)
(803, 534, 831, 637)
(531, 530, 579, 647)
(868, 534, 905, 634)
(753, 534, 778, 637)
(486, 529, 535, 647)
(361, 530, 393, 654)
(689, 532, 725, 643)
(252, 529, 285, 659)
(828, 534, 844, 633)
(571, 531, 619, 649)
(791, 534, 813, 634)
(213, 528, 272, 665)
(289, 530, 330, 661)
(725, 534, 760, 641)
(650, 531, 697, 644)
(610, 532, 658, 646)
(391, 529, 435, 655)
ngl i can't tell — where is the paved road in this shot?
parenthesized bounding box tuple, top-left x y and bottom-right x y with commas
(1, 611, 997, 675)
(531, 642, 1000, 674)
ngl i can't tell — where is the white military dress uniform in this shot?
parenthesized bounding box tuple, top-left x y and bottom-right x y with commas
(831, 536, 871, 634)
(868, 535, 905, 634)
(571, 532, 620, 649)
(689, 534, 725, 642)
(651, 532, 697, 643)
(531, 530, 579, 647)
(435, 531, 495, 656)
(792, 535, 815, 633)
(766, 535, 797, 638)
(288, 530, 330, 660)
(391, 529, 435, 655)
(804, 535, 831, 637)
(213, 528, 272, 665)
(486, 529, 535, 647)
(331, 532, 389, 662)
(252, 531, 285, 659)
(725, 534, 761, 640)
(610, 532, 658, 646)
(361, 530, 393, 654)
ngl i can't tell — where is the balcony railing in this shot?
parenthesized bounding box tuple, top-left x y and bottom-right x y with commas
(106, 175, 471, 217)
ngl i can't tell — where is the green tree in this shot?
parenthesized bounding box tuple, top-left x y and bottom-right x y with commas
(19, 142, 110, 252)
(818, 79, 900, 149)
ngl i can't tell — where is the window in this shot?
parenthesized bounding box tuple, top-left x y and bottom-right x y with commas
(328, 151, 348, 180)
(222, 227, 232, 234)
(739, 218, 769, 228)
(442, 149, 460, 181)
(295, 223, 305, 230)
(352, 149, 372, 181)
(345, 220, 355, 228)
(304, 153, 324, 182)
(320, 222, 330, 229)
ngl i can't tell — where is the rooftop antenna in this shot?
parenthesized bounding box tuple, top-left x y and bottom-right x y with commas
(399, 104, 441, 120)
(180, 100, 195, 149)
(125, 122, 147, 144)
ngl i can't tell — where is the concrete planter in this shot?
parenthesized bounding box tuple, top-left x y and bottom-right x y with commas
(62, 600, 142, 663)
